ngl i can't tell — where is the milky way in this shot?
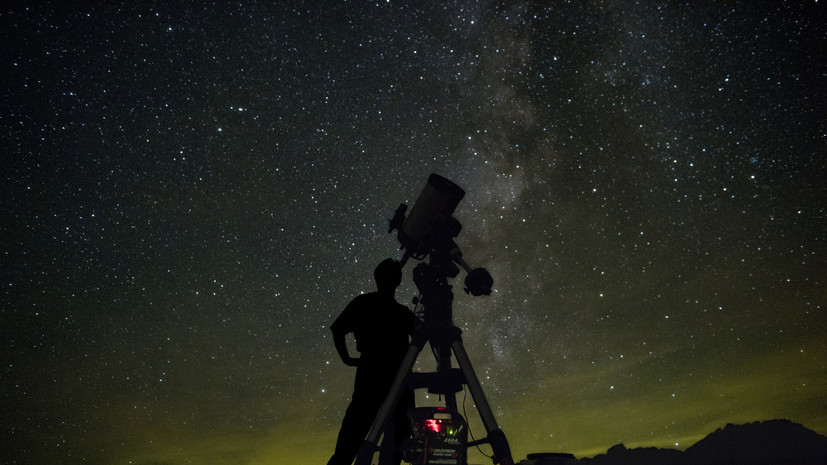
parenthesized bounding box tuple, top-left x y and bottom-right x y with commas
(2, 2, 824, 463)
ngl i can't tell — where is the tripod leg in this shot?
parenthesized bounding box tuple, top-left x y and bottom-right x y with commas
(355, 335, 426, 465)
(435, 341, 459, 411)
(451, 340, 515, 465)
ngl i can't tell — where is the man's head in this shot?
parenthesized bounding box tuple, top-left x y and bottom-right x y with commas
(374, 258, 402, 293)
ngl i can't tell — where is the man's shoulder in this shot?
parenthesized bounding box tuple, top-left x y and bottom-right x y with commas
(348, 292, 410, 311)
(349, 292, 382, 305)
(345, 291, 380, 305)
(349, 292, 372, 302)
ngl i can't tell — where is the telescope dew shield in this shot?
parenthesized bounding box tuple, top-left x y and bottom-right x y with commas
(400, 174, 465, 257)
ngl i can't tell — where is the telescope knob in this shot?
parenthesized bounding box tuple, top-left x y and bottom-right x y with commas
(464, 267, 493, 296)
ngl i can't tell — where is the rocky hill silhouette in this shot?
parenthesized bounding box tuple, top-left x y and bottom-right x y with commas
(524, 420, 827, 465)
(683, 419, 827, 465)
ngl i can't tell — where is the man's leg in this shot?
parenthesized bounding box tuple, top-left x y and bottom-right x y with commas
(389, 388, 415, 465)
(328, 397, 372, 465)
(329, 366, 387, 465)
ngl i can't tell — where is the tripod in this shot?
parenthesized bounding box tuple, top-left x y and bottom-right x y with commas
(354, 251, 515, 465)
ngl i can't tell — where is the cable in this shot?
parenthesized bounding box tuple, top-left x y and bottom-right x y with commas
(462, 387, 495, 461)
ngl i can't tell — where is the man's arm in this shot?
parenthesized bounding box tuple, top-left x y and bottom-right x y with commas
(331, 320, 360, 367)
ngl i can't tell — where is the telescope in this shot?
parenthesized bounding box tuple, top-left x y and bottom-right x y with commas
(359, 173, 514, 465)
(388, 173, 493, 297)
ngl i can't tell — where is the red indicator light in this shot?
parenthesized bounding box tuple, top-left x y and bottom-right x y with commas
(425, 419, 441, 433)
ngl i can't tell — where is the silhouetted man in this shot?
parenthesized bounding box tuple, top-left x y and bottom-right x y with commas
(327, 258, 417, 465)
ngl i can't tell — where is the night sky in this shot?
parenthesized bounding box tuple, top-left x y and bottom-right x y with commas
(2, 2, 825, 464)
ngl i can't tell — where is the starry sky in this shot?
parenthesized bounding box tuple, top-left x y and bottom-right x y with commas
(2, 1, 825, 464)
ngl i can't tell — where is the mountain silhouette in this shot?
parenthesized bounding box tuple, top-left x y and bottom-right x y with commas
(521, 420, 827, 465)
(684, 419, 827, 465)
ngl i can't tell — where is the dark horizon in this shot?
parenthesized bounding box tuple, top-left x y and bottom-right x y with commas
(2, 2, 825, 464)
(577, 419, 827, 465)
